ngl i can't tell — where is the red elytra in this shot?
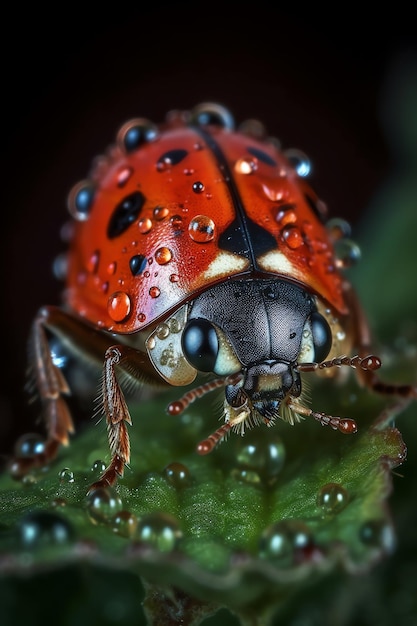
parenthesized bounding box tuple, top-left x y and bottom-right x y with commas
(65, 122, 346, 335)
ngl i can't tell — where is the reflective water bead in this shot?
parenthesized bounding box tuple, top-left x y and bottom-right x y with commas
(138, 218, 153, 234)
(234, 157, 258, 174)
(112, 510, 138, 538)
(188, 215, 215, 242)
(117, 119, 158, 153)
(155, 246, 172, 265)
(153, 205, 169, 220)
(318, 482, 349, 514)
(58, 468, 75, 484)
(326, 217, 352, 241)
(136, 512, 183, 552)
(52, 252, 68, 281)
(155, 323, 170, 339)
(86, 487, 123, 525)
(14, 433, 45, 458)
(284, 148, 311, 177)
(334, 238, 361, 268)
(259, 519, 312, 566)
(107, 291, 131, 322)
(116, 165, 134, 187)
(17, 511, 74, 548)
(91, 460, 107, 473)
(236, 436, 285, 485)
(149, 286, 161, 298)
(359, 519, 395, 552)
(282, 225, 304, 249)
(192, 181, 205, 193)
(67, 180, 95, 221)
(162, 462, 192, 488)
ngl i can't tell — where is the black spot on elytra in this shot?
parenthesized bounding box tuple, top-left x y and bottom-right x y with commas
(107, 191, 145, 239)
(157, 149, 188, 166)
(247, 146, 277, 166)
(130, 254, 147, 276)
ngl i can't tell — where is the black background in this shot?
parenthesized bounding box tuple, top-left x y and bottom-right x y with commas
(1, 4, 416, 457)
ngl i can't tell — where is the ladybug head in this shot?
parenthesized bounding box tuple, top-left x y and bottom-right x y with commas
(181, 278, 332, 421)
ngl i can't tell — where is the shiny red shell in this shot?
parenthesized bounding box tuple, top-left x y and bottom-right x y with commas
(64, 112, 347, 333)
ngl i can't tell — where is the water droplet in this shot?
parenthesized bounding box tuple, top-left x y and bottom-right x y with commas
(129, 254, 147, 276)
(259, 519, 312, 566)
(318, 483, 349, 514)
(326, 217, 352, 240)
(238, 118, 267, 138)
(138, 218, 153, 234)
(169, 273, 180, 283)
(22, 474, 38, 486)
(334, 239, 361, 268)
(236, 436, 285, 485)
(86, 487, 123, 525)
(111, 510, 138, 538)
(155, 247, 172, 265)
(155, 323, 170, 339)
(52, 253, 68, 281)
(107, 261, 117, 275)
(67, 180, 95, 221)
(149, 286, 160, 298)
(230, 468, 262, 485)
(117, 166, 134, 187)
(17, 511, 74, 548)
(58, 468, 75, 484)
(117, 119, 158, 153)
(107, 291, 131, 322)
(14, 433, 45, 458)
(137, 312, 146, 323)
(284, 148, 311, 177)
(234, 156, 258, 174)
(188, 215, 215, 243)
(51, 497, 67, 508)
(91, 460, 107, 474)
(359, 520, 395, 552)
(192, 181, 205, 193)
(281, 225, 304, 249)
(153, 206, 169, 220)
(276, 204, 297, 226)
(87, 250, 100, 273)
(170, 214, 183, 230)
(136, 512, 183, 552)
(162, 462, 192, 488)
(168, 317, 182, 333)
(183, 168, 195, 176)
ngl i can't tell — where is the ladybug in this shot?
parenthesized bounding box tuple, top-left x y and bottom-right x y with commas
(10, 102, 416, 492)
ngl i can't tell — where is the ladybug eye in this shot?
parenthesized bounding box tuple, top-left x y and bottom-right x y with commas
(182, 319, 219, 372)
(190, 102, 235, 131)
(311, 311, 332, 363)
(116, 118, 159, 153)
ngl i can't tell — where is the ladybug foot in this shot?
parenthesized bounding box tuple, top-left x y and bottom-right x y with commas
(87, 455, 124, 495)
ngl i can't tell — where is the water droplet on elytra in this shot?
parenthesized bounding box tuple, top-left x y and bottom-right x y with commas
(153, 206, 169, 220)
(170, 274, 179, 283)
(87, 250, 100, 273)
(107, 291, 131, 322)
(282, 225, 304, 249)
(192, 181, 205, 193)
(155, 247, 172, 265)
(188, 215, 215, 243)
(149, 286, 160, 298)
(107, 262, 117, 275)
(234, 156, 258, 174)
(138, 218, 153, 234)
(117, 166, 134, 188)
(137, 312, 146, 323)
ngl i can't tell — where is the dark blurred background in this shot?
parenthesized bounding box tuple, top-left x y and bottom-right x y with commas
(1, 4, 416, 459)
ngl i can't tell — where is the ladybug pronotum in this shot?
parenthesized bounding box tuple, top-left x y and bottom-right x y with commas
(10, 103, 417, 492)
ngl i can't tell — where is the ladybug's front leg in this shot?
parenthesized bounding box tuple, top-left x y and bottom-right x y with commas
(344, 281, 417, 398)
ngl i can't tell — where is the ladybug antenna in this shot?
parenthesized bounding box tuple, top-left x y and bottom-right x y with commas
(296, 354, 381, 374)
(286, 400, 358, 434)
(166, 373, 243, 416)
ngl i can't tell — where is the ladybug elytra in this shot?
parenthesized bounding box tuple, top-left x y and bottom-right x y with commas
(10, 102, 416, 492)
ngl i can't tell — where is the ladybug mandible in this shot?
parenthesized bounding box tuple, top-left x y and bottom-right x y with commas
(10, 102, 417, 493)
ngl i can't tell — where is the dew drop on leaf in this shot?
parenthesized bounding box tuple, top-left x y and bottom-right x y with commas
(86, 487, 123, 525)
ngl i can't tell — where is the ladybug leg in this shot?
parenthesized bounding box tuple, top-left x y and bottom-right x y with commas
(343, 282, 417, 398)
(9, 307, 76, 478)
(88, 344, 169, 493)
